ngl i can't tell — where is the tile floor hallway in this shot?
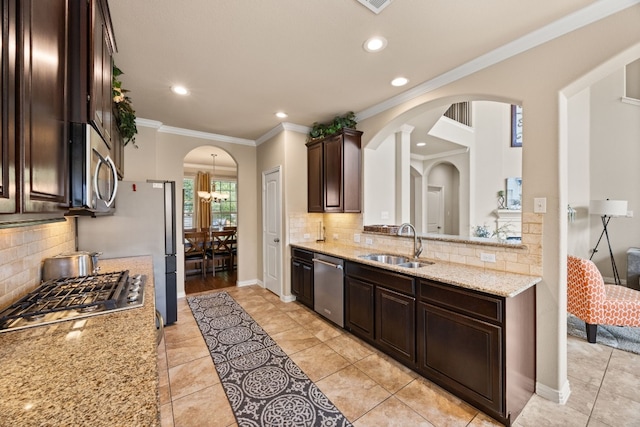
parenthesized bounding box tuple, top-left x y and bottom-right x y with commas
(157, 285, 640, 427)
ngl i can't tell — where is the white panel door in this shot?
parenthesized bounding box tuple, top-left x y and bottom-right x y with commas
(263, 168, 281, 296)
(427, 186, 444, 234)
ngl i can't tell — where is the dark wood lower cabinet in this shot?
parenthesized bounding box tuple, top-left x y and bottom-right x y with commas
(291, 248, 314, 309)
(376, 287, 415, 365)
(345, 276, 375, 342)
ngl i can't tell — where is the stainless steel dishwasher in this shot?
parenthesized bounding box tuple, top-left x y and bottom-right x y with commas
(313, 253, 344, 327)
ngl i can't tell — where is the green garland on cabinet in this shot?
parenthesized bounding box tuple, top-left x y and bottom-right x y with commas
(307, 111, 357, 141)
(113, 64, 138, 147)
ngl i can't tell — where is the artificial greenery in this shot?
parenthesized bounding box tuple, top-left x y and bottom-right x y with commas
(307, 111, 357, 141)
(113, 65, 138, 147)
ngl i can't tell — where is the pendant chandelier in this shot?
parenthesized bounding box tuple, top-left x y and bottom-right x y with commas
(198, 154, 229, 202)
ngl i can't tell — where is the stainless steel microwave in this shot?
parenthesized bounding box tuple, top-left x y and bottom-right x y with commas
(68, 123, 118, 216)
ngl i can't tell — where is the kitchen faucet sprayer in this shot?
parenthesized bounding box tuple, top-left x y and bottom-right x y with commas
(398, 223, 423, 259)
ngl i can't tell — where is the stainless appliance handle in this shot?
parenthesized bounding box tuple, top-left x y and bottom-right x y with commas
(104, 156, 118, 207)
(313, 258, 343, 270)
(155, 310, 165, 347)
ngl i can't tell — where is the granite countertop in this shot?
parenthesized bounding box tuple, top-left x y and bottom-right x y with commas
(291, 242, 541, 298)
(0, 256, 159, 427)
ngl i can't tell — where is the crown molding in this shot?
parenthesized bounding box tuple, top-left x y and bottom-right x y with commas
(357, 0, 640, 121)
(255, 122, 310, 146)
(411, 147, 469, 162)
(135, 118, 163, 129)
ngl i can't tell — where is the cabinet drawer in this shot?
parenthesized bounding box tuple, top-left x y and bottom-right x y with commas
(292, 248, 314, 262)
(419, 280, 503, 324)
(346, 262, 414, 296)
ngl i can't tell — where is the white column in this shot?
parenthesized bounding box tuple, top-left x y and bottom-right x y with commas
(395, 125, 414, 224)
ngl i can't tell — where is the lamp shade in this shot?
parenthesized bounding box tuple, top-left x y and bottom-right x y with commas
(589, 199, 628, 217)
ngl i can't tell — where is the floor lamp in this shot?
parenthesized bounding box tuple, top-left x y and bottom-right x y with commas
(589, 199, 628, 286)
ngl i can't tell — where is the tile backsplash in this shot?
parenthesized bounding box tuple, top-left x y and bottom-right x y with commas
(0, 219, 76, 308)
(289, 212, 543, 276)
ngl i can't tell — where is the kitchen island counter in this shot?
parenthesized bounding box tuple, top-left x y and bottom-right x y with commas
(291, 241, 541, 297)
(0, 256, 159, 427)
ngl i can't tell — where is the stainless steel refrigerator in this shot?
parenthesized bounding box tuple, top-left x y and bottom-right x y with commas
(77, 180, 178, 325)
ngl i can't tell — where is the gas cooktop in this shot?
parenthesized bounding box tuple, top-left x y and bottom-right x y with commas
(0, 271, 145, 332)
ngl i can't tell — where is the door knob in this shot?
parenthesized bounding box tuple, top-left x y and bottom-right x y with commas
(274, 238, 280, 243)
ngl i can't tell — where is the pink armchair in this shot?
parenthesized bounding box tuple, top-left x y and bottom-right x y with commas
(567, 255, 640, 343)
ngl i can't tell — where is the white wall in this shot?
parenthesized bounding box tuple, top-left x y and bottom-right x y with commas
(363, 134, 396, 225)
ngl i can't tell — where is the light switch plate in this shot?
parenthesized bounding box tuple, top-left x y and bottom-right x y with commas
(534, 197, 547, 213)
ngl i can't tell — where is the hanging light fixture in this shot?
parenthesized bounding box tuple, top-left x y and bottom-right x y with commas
(198, 154, 230, 203)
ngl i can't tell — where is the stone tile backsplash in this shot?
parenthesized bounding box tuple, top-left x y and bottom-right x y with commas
(0, 219, 76, 309)
(289, 212, 543, 276)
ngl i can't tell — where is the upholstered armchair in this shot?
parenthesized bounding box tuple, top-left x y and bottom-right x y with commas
(567, 255, 640, 343)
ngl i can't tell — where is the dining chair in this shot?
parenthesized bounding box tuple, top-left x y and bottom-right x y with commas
(208, 230, 236, 272)
(184, 231, 209, 278)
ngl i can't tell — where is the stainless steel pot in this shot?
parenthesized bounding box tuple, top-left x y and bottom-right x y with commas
(42, 252, 101, 281)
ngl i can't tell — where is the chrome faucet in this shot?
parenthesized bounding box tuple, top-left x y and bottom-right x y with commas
(398, 223, 423, 259)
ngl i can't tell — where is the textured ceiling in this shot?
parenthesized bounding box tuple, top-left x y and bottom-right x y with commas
(109, 0, 607, 152)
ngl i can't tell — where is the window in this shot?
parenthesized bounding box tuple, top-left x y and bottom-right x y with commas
(183, 177, 194, 229)
(183, 177, 237, 229)
(211, 179, 237, 227)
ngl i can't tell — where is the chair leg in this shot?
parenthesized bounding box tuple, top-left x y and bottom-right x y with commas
(585, 323, 598, 343)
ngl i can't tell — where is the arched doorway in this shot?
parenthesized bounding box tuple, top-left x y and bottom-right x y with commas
(183, 146, 238, 293)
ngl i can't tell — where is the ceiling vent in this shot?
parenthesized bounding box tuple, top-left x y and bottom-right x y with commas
(356, 0, 393, 14)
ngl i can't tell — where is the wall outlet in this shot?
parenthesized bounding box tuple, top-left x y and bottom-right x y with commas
(365, 238, 373, 245)
(627, 210, 634, 218)
(354, 233, 361, 243)
(333, 234, 339, 240)
(303, 233, 310, 239)
(480, 253, 496, 263)
(381, 211, 389, 220)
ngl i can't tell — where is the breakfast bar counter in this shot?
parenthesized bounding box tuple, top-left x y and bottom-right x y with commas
(0, 256, 159, 427)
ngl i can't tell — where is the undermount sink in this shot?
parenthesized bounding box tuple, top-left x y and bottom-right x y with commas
(358, 254, 409, 265)
(397, 261, 434, 269)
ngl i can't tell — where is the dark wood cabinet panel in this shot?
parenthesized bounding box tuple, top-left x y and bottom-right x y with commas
(376, 287, 415, 365)
(0, 0, 17, 213)
(417, 301, 502, 413)
(20, 0, 68, 212)
(345, 276, 375, 341)
(291, 248, 314, 309)
(306, 128, 362, 213)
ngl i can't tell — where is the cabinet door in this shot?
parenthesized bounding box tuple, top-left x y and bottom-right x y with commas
(291, 259, 303, 296)
(291, 259, 313, 308)
(376, 287, 415, 365)
(323, 134, 343, 212)
(345, 276, 375, 342)
(307, 141, 323, 212)
(0, 0, 16, 213)
(417, 301, 503, 413)
(20, 0, 68, 212)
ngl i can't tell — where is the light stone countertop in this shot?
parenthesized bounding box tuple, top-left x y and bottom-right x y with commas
(292, 242, 541, 298)
(0, 256, 159, 427)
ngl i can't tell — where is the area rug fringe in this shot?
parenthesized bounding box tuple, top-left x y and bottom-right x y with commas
(567, 314, 640, 354)
(188, 291, 352, 427)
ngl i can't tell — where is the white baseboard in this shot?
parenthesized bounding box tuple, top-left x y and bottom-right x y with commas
(237, 278, 261, 287)
(536, 379, 571, 404)
(281, 294, 296, 303)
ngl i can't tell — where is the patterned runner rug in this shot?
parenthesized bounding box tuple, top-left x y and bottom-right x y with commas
(188, 291, 352, 427)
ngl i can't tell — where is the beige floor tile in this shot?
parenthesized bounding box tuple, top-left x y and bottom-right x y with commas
(590, 388, 640, 426)
(566, 337, 612, 388)
(565, 375, 600, 416)
(305, 316, 344, 341)
(607, 347, 640, 377)
(289, 342, 351, 382)
(287, 307, 322, 326)
(513, 394, 589, 427)
(353, 396, 433, 426)
(172, 384, 235, 427)
(250, 310, 298, 335)
(166, 335, 210, 368)
(468, 411, 504, 426)
(395, 377, 477, 426)
(355, 353, 417, 394)
(270, 327, 322, 355)
(161, 402, 174, 427)
(599, 365, 640, 403)
(316, 365, 391, 421)
(169, 356, 220, 400)
(159, 383, 171, 405)
(325, 333, 375, 363)
(164, 320, 203, 345)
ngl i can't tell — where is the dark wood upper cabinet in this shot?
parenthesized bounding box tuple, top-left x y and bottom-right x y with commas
(19, 0, 69, 213)
(0, 0, 17, 214)
(306, 128, 362, 213)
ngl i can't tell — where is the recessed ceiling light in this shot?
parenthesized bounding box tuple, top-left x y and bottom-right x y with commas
(391, 77, 408, 87)
(275, 112, 288, 119)
(416, 142, 426, 147)
(171, 85, 189, 95)
(363, 36, 387, 53)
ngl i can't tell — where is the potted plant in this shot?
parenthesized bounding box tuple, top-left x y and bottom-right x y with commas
(307, 111, 357, 141)
(113, 64, 138, 147)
